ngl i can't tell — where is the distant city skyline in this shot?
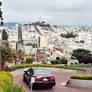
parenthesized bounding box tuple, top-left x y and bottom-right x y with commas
(1, 0, 92, 26)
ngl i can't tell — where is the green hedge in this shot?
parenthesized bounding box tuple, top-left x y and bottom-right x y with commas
(51, 60, 59, 65)
(50, 57, 68, 65)
(71, 74, 92, 80)
(9, 84, 26, 92)
(68, 64, 92, 67)
(0, 72, 26, 92)
(0, 72, 13, 92)
(26, 56, 34, 63)
(7, 64, 86, 72)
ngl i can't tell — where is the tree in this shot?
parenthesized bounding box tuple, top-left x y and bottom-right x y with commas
(12, 49, 24, 65)
(50, 59, 59, 65)
(17, 49, 24, 63)
(2, 29, 8, 40)
(61, 32, 77, 38)
(83, 55, 92, 64)
(59, 57, 68, 64)
(72, 49, 91, 64)
(0, 41, 12, 70)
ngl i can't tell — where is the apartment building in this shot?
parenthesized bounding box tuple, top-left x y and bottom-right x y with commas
(5, 24, 18, 49)
(76, 31, 92, 44)
(39, 36, 49, 48)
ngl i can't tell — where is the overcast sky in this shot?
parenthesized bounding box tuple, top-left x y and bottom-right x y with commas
(1, 0, 92, 25)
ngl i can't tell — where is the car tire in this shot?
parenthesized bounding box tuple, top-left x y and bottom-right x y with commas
(48, 86, 53, 89)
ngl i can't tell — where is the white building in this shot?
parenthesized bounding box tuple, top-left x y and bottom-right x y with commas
(76, 31, 92, 44)
(5, 24, 19, 49)
(39, 36, 49, 48)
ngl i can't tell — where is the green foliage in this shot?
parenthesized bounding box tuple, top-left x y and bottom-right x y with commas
(59, 57, 68, 64)
(2, 29, 8, 40)
(26, 56, 34, 63)
(11, 49, 16, 55)
(9, 84, 26, 92)
(7, 64, 86, 72)
(67, 64, 92, 67)
(51, 57, 68, 65)
(61, 32, 77, 38)
(0, 72, 26, 92)
(0, 41, 13, 63)
(72, 49, 91, 63)
(50, 59, 59, 65)
(71, 74, 92, 80)
(12, 49, 25, 65)
(0, 72, 13, 92)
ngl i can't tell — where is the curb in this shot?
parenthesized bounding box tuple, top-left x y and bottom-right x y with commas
(67, 79, 92, 88)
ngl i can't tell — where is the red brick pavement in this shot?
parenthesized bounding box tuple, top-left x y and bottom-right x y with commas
(14, 71, 92, 92)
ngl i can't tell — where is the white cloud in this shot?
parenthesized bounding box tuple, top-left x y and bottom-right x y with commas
(1, 0, 92, 25)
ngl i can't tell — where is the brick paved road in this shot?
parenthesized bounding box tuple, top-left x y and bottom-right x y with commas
(14, 71, 92, 92)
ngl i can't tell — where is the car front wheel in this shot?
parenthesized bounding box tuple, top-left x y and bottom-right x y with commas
(48, 86, 53, 89)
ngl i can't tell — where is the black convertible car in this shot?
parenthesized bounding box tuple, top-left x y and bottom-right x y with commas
(23, 67, 56, 88)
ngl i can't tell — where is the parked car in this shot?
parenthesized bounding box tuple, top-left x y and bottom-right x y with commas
(23, 67, 56, 88)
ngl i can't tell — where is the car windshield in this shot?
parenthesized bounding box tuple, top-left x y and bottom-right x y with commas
(34, 69, 51, 75)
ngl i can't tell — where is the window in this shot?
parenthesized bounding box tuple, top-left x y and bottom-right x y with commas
(27, 71, 31, 75)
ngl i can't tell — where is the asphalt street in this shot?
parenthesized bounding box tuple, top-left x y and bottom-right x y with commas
(14, 71, 92, 92)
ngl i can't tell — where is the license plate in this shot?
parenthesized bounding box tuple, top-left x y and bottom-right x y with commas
(43, 78, 48, 81)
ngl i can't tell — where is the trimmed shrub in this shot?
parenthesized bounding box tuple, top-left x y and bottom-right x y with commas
(50, 59, 59, 65)
(9, 84, 26, 92)
(0, 72, 13, 92)
(59, 57, 68, 64)
(7, 64, 86, 72)
(71, 74, 92, 80)
(26, 56, 34, 63)
(51, 57, 68, 65)
(67, 64, 92, 67)
(0, 72, 26, 92)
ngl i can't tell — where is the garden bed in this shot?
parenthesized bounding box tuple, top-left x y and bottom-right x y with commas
(66, 74, 92, 88)
(7, 64, 86, 72)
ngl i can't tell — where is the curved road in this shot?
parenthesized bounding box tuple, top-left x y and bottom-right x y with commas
(14, 71, 92, 92)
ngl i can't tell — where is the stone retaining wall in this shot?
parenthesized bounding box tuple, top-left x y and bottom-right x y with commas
(67, 79, 92, 88)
